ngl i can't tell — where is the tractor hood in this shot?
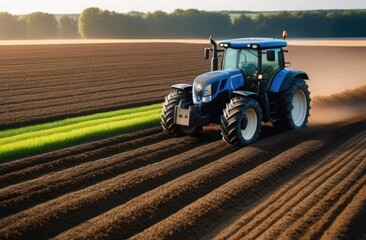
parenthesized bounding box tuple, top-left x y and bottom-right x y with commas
(193, 70, 244, 104)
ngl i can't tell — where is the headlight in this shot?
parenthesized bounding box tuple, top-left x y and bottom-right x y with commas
(203, 84, 211, 97)
(202, 84, 212, 103)
(196, 83, 203, 92)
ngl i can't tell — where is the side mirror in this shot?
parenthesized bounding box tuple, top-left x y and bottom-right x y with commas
(204, 48, 210, 60)
(267, 50, 275, 62)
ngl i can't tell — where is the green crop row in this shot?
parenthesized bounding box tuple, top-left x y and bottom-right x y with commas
(0, 103, 162, 162)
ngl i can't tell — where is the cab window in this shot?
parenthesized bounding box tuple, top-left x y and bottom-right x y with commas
(261, 48, 284, 78)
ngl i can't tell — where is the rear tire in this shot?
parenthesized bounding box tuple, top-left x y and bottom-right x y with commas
(161, 90, 201, 137)
(274, 78, 311, 131)
(220, 97, 262, 146)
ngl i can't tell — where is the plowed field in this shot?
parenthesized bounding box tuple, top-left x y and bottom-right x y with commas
(1, 42, 366, 239)
(0, 43, 207, 129)
(0, 114, 365, 239)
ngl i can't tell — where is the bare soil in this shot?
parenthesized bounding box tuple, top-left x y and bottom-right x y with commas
(0, 43, 208, 129)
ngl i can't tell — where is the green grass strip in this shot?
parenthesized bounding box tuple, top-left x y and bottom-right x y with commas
(0, 108, 160, 145)
(0, 103, 161, 139)
(0, 104, 162, 162)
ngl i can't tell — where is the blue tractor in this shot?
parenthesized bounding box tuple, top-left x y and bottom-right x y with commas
(161, 34, 311, 146)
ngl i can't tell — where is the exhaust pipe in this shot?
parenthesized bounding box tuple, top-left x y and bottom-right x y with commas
(210, 36, 218, 71)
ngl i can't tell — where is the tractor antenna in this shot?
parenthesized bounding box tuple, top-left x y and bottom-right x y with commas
(282, 30, 288, 40)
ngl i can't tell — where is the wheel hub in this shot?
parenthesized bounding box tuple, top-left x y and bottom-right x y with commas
(240, 108, 257, 141)
(181, 126, 197, 134)
(291, 90, 307, 127)
(241, 116, 248, 130)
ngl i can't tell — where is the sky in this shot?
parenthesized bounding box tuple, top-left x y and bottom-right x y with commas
(0, 0, 365, 14)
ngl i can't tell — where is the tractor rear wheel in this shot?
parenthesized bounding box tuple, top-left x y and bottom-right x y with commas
(220, 97, 262, 146)
(161, 90, 201, 137)
(274, 78, 311, 131)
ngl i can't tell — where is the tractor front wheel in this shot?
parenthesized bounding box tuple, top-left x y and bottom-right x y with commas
(220, 97, 262, 146)
(161, 90, 201, 137)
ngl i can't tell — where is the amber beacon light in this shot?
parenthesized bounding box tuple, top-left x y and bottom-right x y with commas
(282, 30, 288, 40)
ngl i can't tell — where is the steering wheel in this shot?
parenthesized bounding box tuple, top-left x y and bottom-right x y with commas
(239, 61, 257, 76)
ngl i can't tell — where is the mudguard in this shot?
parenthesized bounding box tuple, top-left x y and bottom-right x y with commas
(171, 83, 192, 92)
(269, 70, 309, 93)
(233, 90, 267, 117)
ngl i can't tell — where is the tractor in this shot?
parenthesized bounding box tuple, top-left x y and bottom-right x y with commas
(161, 32, 311, 146)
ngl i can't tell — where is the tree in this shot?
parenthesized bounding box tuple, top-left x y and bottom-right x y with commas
(78, 7, 105, 38)
(23, 12, 58, 38)
(232, 14, 256, 37)
(59, 16, 79, 38)
(145, 11, 172, 37)
(170, 9, 231, 38)
(295, 11, 331, 37)
(0, 12, 26, 39)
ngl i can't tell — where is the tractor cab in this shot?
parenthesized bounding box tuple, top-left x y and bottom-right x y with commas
(220, 41, 285, 86)
(218, 38, 287, 91)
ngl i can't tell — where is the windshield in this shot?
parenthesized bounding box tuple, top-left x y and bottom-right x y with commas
(223, 47, 257, 69)
(222, 48, 259, 77)
(222, 47, 285, 79)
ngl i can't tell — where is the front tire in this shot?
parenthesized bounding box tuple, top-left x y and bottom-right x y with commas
(220, 97, 262, 146)
(275, 78, 311, 131)
(161, 90, 201, 137)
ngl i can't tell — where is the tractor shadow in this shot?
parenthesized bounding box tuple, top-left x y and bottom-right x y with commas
(200, 123, 282, 142)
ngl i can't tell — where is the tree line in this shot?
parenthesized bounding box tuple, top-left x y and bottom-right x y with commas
(1, 9, 366, 39)
(0, 12, 78, 39)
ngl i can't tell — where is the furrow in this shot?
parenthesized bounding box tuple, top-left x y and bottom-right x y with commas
(0, 68, 199, 98)
(130, 140, 326, 240)
(0, 88, 168, 114)
(281, 149, 366, 239)
(320, 186, 366, 240)
(54, 146, 267, 240)
(304, 177, 366, 239)
(211, 131, 366, 240)
(0, 65, 200, 102)
(59, 127, 329, 240)
(0, 140, 230, 239)
(0, 126, 161, 176)
(0, 136, 201, 217)
(257, 140, 366, 240)
(0, 82, 165, 114)
(228, 132, 366, 240)
(130, 118, 366, 239)
(0, 76, 177, 105)
(0, 129, 165, 188)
